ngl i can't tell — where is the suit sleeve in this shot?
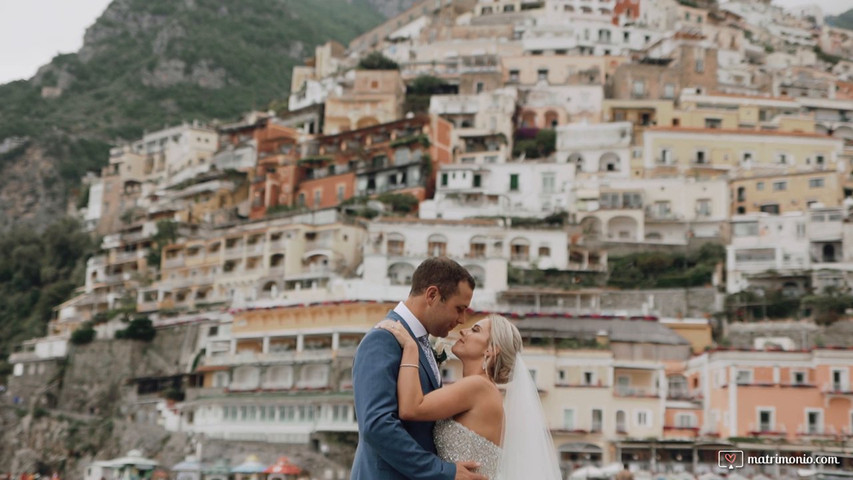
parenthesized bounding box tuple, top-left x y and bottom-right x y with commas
(353, 329, 456, 480)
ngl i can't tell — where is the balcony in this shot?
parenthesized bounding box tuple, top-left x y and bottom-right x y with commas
(114, 250, 142, 264)
(823, 384, 853, 396)
(747, 423, 787, 437)
(163, 256, 185, 269)
(796, 424, 836, 438)
(614, 386, 659, 398)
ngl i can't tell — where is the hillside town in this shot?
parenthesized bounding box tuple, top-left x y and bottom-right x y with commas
(7, 0, 853, 478)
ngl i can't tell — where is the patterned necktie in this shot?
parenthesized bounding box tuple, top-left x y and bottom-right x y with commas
(418, 335, 441, 385)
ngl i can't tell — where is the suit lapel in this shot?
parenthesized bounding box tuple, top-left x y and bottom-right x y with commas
(385, 310, 440, 390)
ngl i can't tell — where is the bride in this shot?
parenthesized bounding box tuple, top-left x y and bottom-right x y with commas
(376, 314, 562, 480)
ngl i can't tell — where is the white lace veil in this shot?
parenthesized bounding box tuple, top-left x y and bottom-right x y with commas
(498, 355, 562, 480)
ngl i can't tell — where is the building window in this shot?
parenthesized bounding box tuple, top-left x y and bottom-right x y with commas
(441, 173, 448, 186)
(563, 409, 575, 430)
(337, 185, 345, 202)
(832, 369, 847, 391)
(777, 153, 788, 165)
(816, 155, 825, 167)
(736, 369, 753, 385)
(509, 174, 519, 191)
(583, 371, 595, 385)
(537, 69, 549, 82)
(758, 409, 774, 432)
(616, 410, 627, 433)
(695, 55, 704, 73)
(756, 182, 764, 190)
(663, 84, 675, 98)
(704, 118, 722, 129)
(542, 173, 555, 193)
(792, 371, 806, 385)
(623, 31, 630, 42)
(760, 204, 780, 214)
(297, 192, 305, 207)
(653, 201, 672, 218)
(694, 150, 707, 164)
(696, 199, 712, 217)
(591, 409, 603, 432)
(476, 82, 484, 93)
(509, 69, 520, 82)
(538, 246, 551, 257)
(809, 178, 825, 188)
(473, 174, 482, 188)
(773, 181, 787, 191)
(636, 410, 650, 427)
(676, 413, 696, 428)
(806, 410, 823, 434)
(632, 80, 645, 98)
(314, 189, 322, 207)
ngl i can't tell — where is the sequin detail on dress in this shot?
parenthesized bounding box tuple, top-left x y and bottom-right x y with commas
(434, 419, 502, 480)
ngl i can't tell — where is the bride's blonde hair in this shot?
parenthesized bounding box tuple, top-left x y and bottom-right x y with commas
(484, 314, 523, 384)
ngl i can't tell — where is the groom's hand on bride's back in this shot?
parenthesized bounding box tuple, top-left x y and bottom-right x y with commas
(455, 461, 487, 480)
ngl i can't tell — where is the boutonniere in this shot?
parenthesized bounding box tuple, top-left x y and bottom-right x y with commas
(431, 339, 448, 366)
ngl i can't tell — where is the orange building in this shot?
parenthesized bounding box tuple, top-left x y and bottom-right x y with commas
(293, 114, 453, 211)
(687, 348, 853, 464)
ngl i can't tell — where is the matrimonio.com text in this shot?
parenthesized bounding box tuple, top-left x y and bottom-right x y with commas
(747, 454, 840, 466)
(718, 450, 840, 470)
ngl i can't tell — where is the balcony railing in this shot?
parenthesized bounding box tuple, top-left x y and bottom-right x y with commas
(747, 423, 787, 436)
(614, 387, 659, 398)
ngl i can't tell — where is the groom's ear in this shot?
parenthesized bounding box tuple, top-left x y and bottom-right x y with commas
(425, 285, 440, 304)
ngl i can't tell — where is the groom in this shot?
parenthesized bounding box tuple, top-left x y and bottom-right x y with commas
(351, 257, 485, 480)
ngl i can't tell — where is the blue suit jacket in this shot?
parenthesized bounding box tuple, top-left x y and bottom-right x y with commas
(351, 310, 455, 480)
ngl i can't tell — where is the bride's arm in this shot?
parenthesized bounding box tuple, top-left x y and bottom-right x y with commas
(377, 320, 491, 422)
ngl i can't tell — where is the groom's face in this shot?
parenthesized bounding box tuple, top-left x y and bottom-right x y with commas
(424, 280, 473, 338)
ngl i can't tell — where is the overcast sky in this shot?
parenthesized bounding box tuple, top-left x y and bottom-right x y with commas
(0, 0, 851, 85)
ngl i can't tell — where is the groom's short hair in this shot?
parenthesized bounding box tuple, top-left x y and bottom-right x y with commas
(409, 257, 475, 300)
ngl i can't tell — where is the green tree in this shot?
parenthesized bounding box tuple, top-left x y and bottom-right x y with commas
(357, 51, 399, 70)
(71, 324, 96, 345)
(146, 219, 179, 269)
(115, 317, 156, 342)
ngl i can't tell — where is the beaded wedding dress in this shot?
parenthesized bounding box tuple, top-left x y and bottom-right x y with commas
(434, 419, 502, 479)
(432, 357, 562, 480)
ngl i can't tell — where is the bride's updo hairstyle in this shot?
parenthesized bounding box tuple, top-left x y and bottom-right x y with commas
(485, 314, 523, 384)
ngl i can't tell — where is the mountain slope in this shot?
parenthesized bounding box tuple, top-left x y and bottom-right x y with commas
(0, 0, 386, 141)
(827, 7, 853, 31)
(0, 0, 395, 229)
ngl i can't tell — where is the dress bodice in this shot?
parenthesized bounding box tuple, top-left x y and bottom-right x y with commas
(434, 419, 502, 479)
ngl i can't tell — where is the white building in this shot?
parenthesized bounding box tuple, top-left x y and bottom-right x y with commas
(361, 217, 607, 308)
(420, 160, 575, 220)
(288, 76, 344, 112)
(726, 212, 810, 294)
(429, 87, 518, 148)
(555, 121, 632, 177)
(114, 121, 219, 187)
(575, 177, 729, 244)
(520, 17, 661, 56)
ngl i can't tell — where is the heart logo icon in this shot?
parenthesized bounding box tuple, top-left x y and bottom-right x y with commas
(724, 453, 736, 464)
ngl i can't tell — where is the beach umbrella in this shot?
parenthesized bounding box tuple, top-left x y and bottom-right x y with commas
(264, 457, 302, 480)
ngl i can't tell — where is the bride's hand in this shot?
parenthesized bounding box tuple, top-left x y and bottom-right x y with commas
(376, 320, 416, 349)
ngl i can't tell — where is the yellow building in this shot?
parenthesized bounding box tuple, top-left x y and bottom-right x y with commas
(729, 170, 844, 215)
(323, 70, 406, 134)
(188, 301, 396, 444)
(501, 55, 629, 87)
(642, 127, 844, 175)
(148, 217, 366, 312)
